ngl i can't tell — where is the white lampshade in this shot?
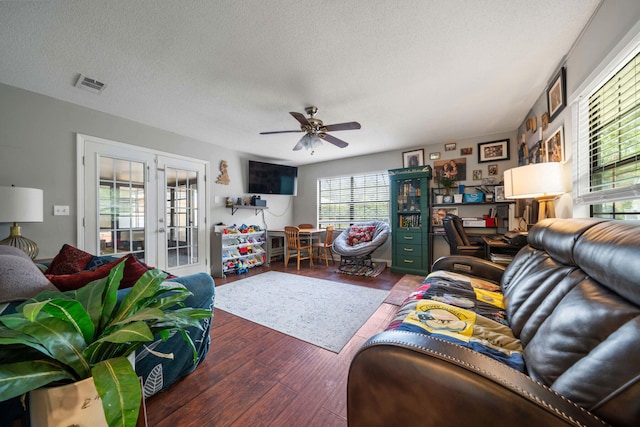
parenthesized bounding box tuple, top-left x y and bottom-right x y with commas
(504, 163, 566, 199)
(0, 186, 44, 222)
(0, 186, 43, 259)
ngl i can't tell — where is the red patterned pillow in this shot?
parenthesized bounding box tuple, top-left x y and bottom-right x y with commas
(46, 244, 93, 275)
(119, 254, 154, 289)
(46, 258, 123, 291)
(347, 226, 376, 246)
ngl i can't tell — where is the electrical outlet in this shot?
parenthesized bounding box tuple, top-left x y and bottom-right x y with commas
(53, 205, 70, 216)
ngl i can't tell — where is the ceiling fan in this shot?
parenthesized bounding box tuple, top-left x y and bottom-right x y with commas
(260, 106, 361, 153)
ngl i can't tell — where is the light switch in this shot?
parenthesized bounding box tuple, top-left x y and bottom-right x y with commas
(53, 205, 70, 216)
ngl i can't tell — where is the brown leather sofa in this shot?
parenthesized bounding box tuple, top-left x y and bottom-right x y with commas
(348, 218, 640, 427)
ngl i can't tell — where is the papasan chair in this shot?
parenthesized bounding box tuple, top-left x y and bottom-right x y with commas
(332, 220, 390, 275)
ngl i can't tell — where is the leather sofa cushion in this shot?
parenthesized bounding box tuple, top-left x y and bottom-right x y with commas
(502, 218, 640, 422)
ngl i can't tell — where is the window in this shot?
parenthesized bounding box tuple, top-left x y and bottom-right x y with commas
(317, 172, 389, 229)
(575, 36, 640, 219)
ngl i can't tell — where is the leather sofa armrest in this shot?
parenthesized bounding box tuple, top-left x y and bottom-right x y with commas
(347, 330, 607, 427)
(432, 255, 505, 283)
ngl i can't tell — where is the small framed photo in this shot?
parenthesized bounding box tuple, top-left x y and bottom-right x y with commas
(478, 139, 510, 163)
(541, 112, 549, 130)
(495, 186, 506, 202)
(432, 207, 458, 226)
(545, 126, 564, 162)
(460, 147, 472, 156)
(547, 67, 566, 122)
(473, 170, 482, 180)
(488, 164, 498, 176)
(482, 178, 495, 185)
(429, 152, 441, 160)
(445, 142, 456, 151)
(402, 149, 424, 168)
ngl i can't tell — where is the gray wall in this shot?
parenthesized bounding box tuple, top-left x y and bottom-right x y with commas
(296, 131, 517, 264)
(0, 83, 294, 259)
(515, 0, 640, 218)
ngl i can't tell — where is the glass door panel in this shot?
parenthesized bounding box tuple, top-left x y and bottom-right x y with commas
(159, 156, 206, 276)
(98, 157, 146, 261)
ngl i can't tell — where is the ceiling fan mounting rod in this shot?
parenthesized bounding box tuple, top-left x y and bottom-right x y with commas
(305, 106, 318, 117)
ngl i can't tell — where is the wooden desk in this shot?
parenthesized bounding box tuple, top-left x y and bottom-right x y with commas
(481, 235, 521, 264)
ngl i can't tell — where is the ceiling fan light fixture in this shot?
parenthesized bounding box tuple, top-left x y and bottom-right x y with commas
(297, 133, 323, 154)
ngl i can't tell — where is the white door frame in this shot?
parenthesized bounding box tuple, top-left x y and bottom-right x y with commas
(76, 133, 210, 275)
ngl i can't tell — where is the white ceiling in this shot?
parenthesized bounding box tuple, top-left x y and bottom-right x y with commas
(0, 1, 600, 166)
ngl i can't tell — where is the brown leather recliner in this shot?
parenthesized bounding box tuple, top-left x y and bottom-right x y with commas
(348, 218, 640, 427)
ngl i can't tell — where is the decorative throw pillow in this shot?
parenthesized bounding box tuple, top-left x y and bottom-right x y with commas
(347, 226, 376, 246)
(0, 250, 57, 303)
(84, 254, 119, 271)
(45, 244, 93, 275)
(119, 254, 154, 288)
(46, 257, 124, 292)
(0, 245, 32, 259)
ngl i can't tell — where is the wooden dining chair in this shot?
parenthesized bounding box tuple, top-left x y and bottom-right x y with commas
(298, 223, 314, 245)
(284, 226, 314, 270)
(312, 226, 335, 267)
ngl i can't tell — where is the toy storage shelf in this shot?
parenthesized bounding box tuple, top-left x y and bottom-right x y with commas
(211, 227, 266, 278)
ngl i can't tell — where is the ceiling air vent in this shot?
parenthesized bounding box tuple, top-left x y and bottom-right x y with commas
(74, 74, 107, 94)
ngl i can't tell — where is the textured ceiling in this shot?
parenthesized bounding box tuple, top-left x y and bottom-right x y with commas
(0, 1, 600, 165)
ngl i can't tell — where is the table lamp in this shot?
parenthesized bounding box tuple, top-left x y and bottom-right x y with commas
(0, 186, 44, 259)
(503, 163, 566, 221)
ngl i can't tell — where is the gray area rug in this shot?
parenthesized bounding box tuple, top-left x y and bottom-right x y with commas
(214, 271, 389, 353)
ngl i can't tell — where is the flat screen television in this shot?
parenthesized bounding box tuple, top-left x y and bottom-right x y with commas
(248, 160, 298, 195)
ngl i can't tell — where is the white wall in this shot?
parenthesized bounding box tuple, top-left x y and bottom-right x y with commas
(0, 83, 294, 259)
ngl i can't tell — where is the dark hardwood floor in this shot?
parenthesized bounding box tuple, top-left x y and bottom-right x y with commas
(144, 261, 423, 426)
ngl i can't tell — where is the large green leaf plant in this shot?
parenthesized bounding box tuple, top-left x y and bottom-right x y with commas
(0, 261, 212, 427)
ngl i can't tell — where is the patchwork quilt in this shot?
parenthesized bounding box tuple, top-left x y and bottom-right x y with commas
(386, 270, 524, 371)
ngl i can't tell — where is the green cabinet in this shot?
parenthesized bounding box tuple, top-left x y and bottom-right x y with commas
(389, 166, 432, 275)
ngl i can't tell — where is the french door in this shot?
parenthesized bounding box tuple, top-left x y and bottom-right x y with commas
(77, 134, 209, 276)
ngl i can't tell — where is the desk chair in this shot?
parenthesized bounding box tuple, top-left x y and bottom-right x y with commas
(284, 226, 314, 270)
(312, 226, 335, 267)
(442, 214, 485, 258)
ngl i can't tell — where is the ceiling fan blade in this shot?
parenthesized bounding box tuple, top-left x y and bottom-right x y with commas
(260, 130, 303, 134)
(290, 111, 310, 126)
(321, 133, 349, 148)
(322, 121, 361, 132)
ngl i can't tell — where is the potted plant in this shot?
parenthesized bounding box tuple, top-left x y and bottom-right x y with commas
(439, 175, 456, 196)
(0, 261, 211, 427)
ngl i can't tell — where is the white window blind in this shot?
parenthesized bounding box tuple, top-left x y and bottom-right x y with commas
(317, 172, 389, 229)
(575, 47, 640, 204)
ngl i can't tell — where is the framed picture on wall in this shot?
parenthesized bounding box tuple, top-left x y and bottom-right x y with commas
(545, 126, 564, 162)
(433, 157, 467, 181)
(478, 139, 510, 163)
(402, 149, 424, 167)
(432, 207, 458, 226)
(547, 67, 566, 122)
